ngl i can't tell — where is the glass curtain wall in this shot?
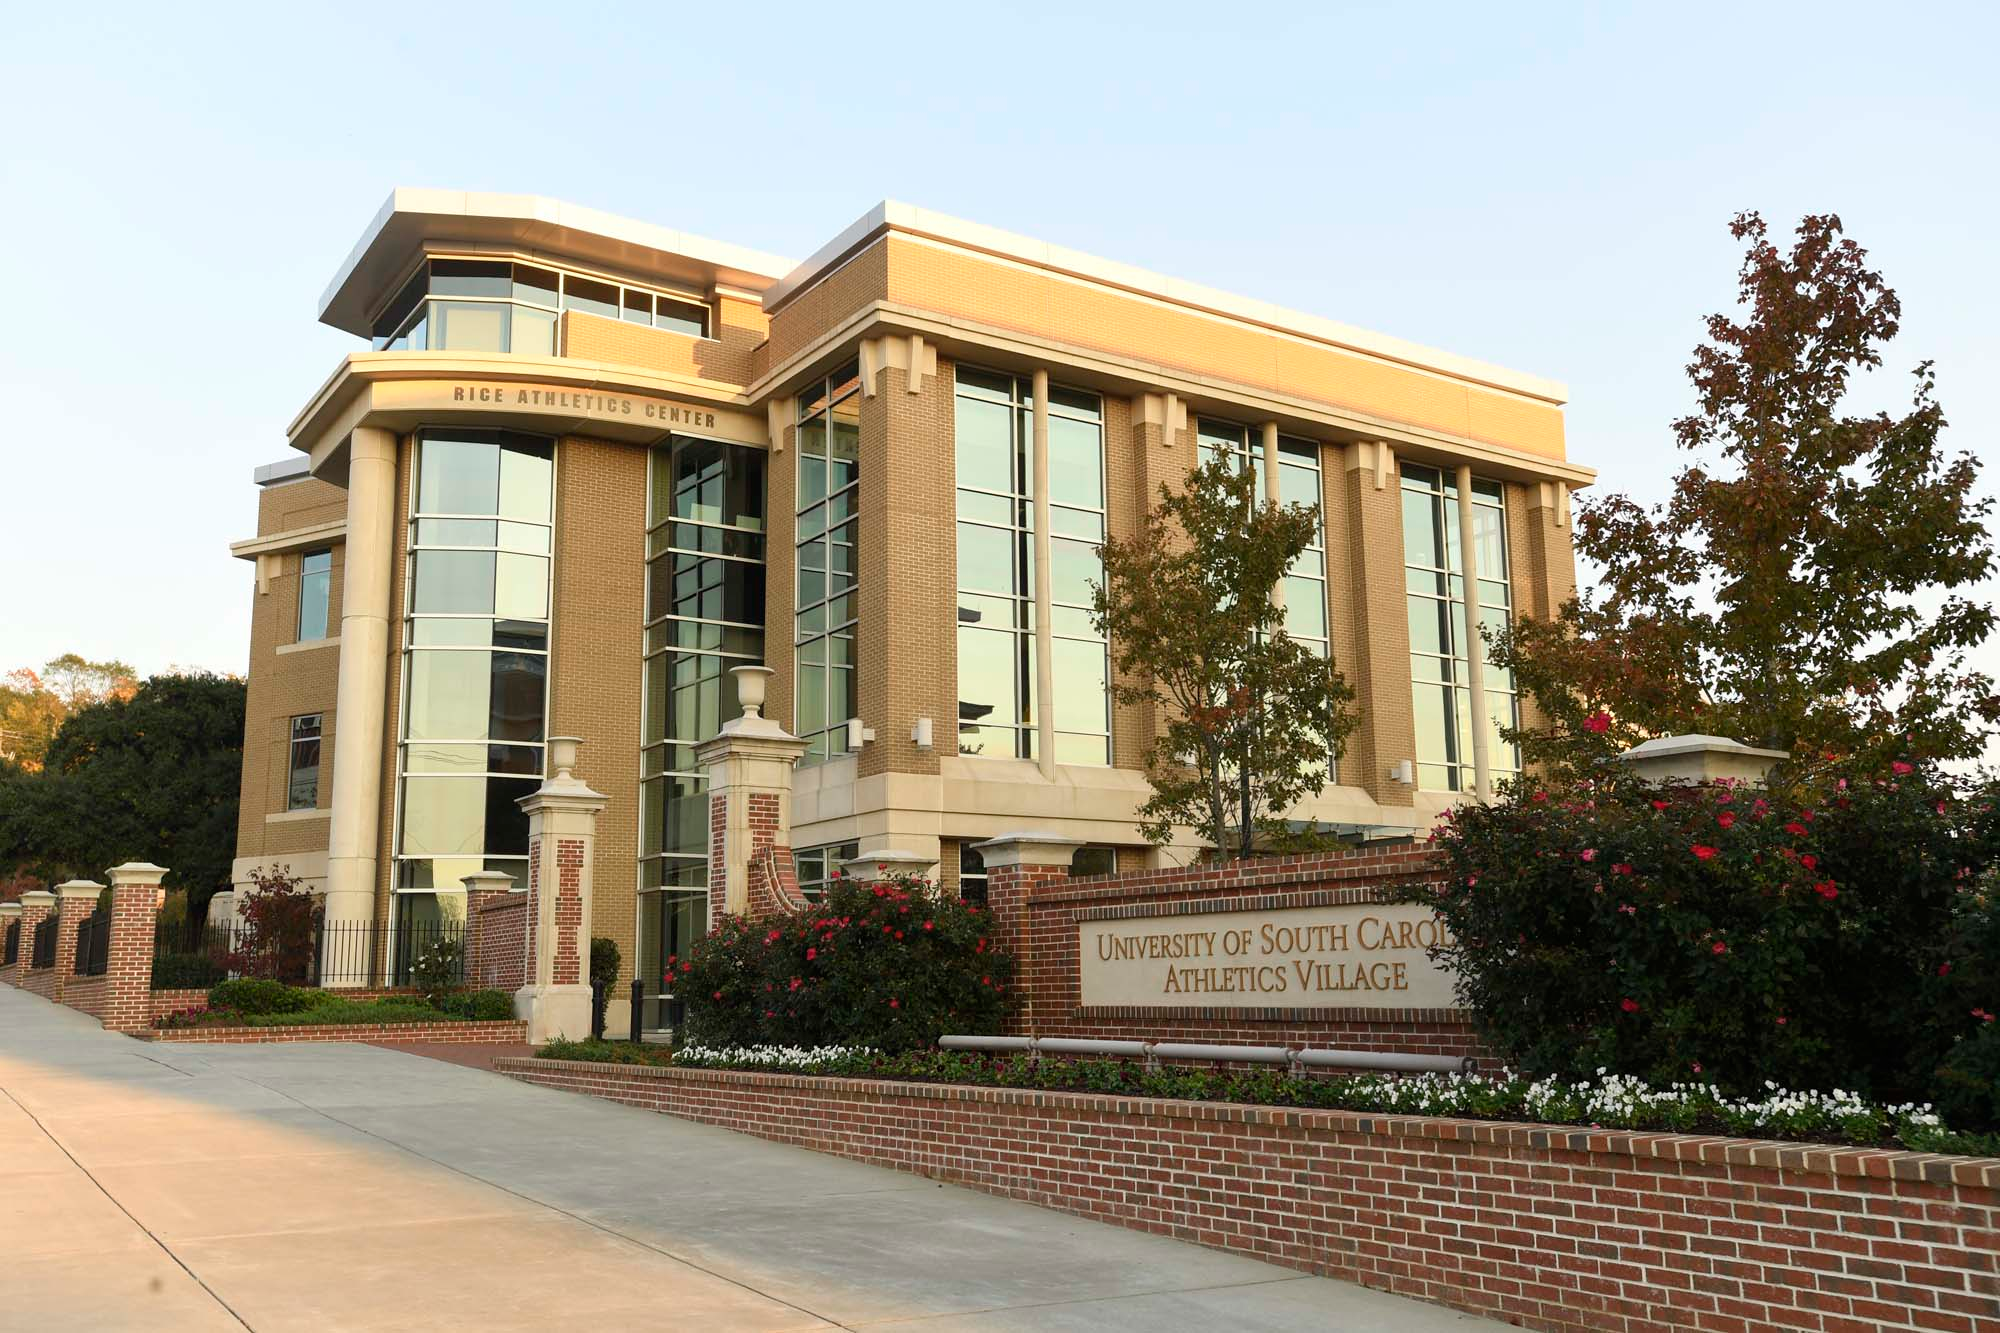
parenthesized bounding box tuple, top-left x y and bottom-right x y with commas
(370, 257, 712, 354)
(794, 362, 861, 763)
(396, 430, 555, 908)
(1195, 421, 1329, 658)
(637, 435, 766, 1031)
(953, 368, 1110, 763)
(1401, 463, 1519, 792)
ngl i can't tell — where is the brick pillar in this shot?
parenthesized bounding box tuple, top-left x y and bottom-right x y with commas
(51, 879, 102, 1005)
(102, 863, 166, 1035)
(460, 870, 515, 990)
(696, 666, 808, 925)
(16, 889, 53, 998)
(974, 834, 1081, 1034)
(0, 902, 22, 981)
(515, 738, 607, 1044)
(1341, 441, 1416, 807)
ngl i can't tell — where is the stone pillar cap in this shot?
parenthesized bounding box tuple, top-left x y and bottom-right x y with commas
(0, 902, 21, 917)
(54, 879, 106, 899)
(972, 832, 1085, 870)
(460, 870, 517, 891)
(842, 849, 940, 878)
(1615, 734, 1790, 785)
(107, 862, 171, 887)
(18, 889, 55, 907)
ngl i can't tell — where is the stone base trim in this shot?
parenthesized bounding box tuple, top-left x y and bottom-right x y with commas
(494, 1057, 2000, 1333)
(150, 1020, 526, 1044)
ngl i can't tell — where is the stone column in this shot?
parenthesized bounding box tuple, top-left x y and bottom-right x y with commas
(1030, 369, 1057, 779)
(0, 901, 22, 980)
(51, 879, 102, 1004)
(103, 863, 167, 1035)
(974, 833, 1081, 1034)
(515, 738, 606, 1044)
(460, 870, 515, 990)
(323, 424, 398, 961)
(698, 667, 809, 922)
(1261, 421, 1285, 615)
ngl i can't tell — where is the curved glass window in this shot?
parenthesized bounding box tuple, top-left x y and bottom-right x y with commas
(395, 430, 555, 894)
(369, 257, 711, 353)
(641, 436, 766, 896)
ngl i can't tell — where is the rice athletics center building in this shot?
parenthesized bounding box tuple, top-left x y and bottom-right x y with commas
(227, 188, 1588, 1036)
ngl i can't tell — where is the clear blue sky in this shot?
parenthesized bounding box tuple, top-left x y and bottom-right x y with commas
(3, 1, 1995, 684)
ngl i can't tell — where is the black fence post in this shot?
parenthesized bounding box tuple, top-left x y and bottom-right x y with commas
(590, 981, 606, 1039)
(629, 979, 644, 1044)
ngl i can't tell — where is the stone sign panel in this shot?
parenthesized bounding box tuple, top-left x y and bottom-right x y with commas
(1078, 900, 1458, 1010)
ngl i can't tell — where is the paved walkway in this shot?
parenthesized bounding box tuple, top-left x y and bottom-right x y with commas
(0, 986, 1502, 1331)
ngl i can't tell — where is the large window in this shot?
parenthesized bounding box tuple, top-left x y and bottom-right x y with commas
(287, 714, 322, 811)
(794, 363, 861, 764)
(395, 430, 554, 894)
(795, 842, 859, 901)
(369, 257, 711, 354)
(640, 436, 766, 896)
(297, 550, 331, 642)
(953, 368, 1110, 764)
(1197, 422, 1328, 659)
(1402, 463, 1518, 792)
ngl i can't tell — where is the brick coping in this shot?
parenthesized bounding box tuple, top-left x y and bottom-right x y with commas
(151, 1019, 526, 1044)
(493, 1055, 2000, 1188)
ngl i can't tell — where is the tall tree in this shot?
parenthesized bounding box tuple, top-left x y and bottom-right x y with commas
(0, 672, 243, 931)
(1092, 457, 1358, 856)
(0, 654, 137, 770)
(1496, 212, 1996, 777)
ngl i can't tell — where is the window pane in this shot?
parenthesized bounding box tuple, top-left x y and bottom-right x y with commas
(298, 563, 330, 642)
(414, 518, 497, 547)
(827, 398, 859, 493)
(1402, 491, 1439, 568)
(490, 652, 547, 742)
(411, 551, 495, 614)
(1284, 577, 1326, 640)
(955, 397, 1015, 494)
(498, 521, 550, 554)
(656, 298, 708, 337)
(623, 289, 652, 324)
(1047, 417, 1102, 510)
(403, 742, 489, 775)
(513, 306, 557, 356)
(399, 777, 486, 856)
(407, 651, 491, 740)
(431, 301, 508, 352)
(419, 437, 499, 515)
(495, 553, 549, 620)
(1055, 732, 1109, 765)
(1407, 596, 1447, 656)
(484, 778, 536, 855)
(957, 626, 1018, 733)
(429, 259, 511, 298)
(1412, 683, 1453, 768)
(498, 438, 553, 521)
(957, 523, 1018, 594)
(562, 276, 619, 319)
(512, 264, 559, 306)
(1052, 638, 1107, 733)
(1050, 539, 1100, 607)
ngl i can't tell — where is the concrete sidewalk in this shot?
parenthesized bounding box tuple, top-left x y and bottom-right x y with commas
(0, 984, 1502, 1330)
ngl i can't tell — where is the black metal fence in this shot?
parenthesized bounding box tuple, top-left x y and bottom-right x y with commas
(74, 908, 110, 977)
(31, 915, 56, 969)
(150, 918, 466, 991)
(3, 919, 17, 966)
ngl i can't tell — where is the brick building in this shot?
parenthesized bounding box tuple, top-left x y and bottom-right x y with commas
(230, 189, 1587, 1035)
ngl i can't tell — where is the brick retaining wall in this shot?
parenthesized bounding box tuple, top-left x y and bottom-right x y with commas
(19, 964, 56, 1002)
(495, 1056, 2000, 1333)
(151, 1019, 526, 1044)
(471, 895, 528, 991)
(1010, 846, 1482, 1054)
(62, 974, 105, 1018)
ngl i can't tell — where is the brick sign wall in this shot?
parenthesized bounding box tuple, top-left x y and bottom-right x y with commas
(1009, 845, 1481, 1055)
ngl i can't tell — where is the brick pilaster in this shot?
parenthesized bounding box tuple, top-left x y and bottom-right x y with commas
(459, 870, 516, 991)
(973, 834, 1081, 1035)
(15, 891, 52, 998)
(50, 880, 102, 1005)
(102, 863, 167, 1035)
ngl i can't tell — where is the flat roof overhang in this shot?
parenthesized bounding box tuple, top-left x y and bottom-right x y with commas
(318, 189, 797, 338)
(289, 352, 769, 485)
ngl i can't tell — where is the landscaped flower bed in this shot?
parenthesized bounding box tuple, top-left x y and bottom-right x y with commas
(155, 979, 516, 1030)
(536, 1038, 2000, 1156)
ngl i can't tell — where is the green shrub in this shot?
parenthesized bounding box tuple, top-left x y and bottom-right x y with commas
(590, 937, 621, 1034)
(679, 872, 1014, 1052)
(1399, 759, 2000, 1119)
(435, 988, 516, 1021)
(208, 978, 321, 1016)
(408, 933, 463, 1003)
(541, 1037, 668, 1066)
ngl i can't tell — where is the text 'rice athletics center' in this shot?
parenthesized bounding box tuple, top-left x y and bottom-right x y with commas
(228, 188, 1588, 1036)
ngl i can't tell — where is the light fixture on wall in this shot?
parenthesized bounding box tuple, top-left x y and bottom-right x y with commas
(1389, 759, 1415, 785)
(911, 717, 934, 750)
(846, 718, 876, 750)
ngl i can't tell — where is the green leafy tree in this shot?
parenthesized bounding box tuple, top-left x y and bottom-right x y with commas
(1495, 213, 1996, 779)
(0, 672, 244, 935)
(1091, 457, 1357, 857)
